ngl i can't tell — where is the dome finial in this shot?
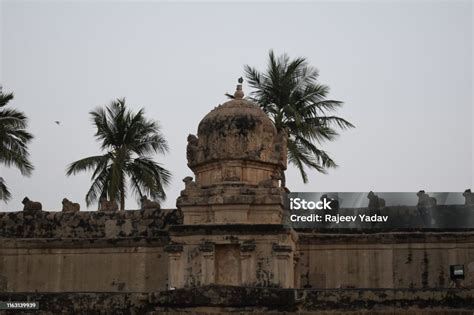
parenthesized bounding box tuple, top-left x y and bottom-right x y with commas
(234, 77, 244, 99)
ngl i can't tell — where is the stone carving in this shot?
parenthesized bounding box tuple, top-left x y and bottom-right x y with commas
(22, 197, 42, 211)
(463, 189, 474, 206)
(186, 134, 199, 165)
(320, 194, 340, 211)
(367, 191, 385, 210)
(140, 196, 160, 210)
(223, 168, 240, 181)
(417, 190, 437, 207)
(258, 174, 281, 188)
(62, 198, 80, 212)
(99, 197, 119, 212)
(183, 176, 197, 189)
(212, 171, 222, 183)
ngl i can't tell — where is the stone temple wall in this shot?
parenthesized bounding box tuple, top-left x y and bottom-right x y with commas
(296, 230, 474, 289)
(2, 209, 474, 293)
(0, 238, 169, 293)
(0, 209, 180, 293)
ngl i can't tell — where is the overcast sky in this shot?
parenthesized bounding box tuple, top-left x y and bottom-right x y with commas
(0, 0, 472, 211)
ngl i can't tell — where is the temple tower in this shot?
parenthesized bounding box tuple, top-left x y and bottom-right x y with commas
(166, 82, 297, 289)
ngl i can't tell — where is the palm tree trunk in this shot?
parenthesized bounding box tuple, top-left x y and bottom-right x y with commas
(120, 187, 125, 210)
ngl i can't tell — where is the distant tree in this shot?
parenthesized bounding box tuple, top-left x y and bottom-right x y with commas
(0, 87, 34, 202)
(237, 51, 354, 185)
(66, 99, 171, 210)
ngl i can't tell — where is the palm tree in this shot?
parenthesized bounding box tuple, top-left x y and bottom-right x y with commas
(241, 50, 354, 184)
(66, 99, 171, 210)
(0, 87, 34, 202)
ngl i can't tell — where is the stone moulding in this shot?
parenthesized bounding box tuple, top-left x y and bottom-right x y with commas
(164, 244, 184, 253)
(167, 224, 293, 236)
(240, 242, 256, 252)
(198, 242, 215, 252)
(272, 243, 293, 253)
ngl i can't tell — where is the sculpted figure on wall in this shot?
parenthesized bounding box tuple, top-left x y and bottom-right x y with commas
(183, 176, 197, 189)
(62, 198, 80, 212)
(22, 197, 42, 211)
(417, 190, 437, 207)
(186, 134, 199, 165)
(223, 167, 240, 182)
(463, 189, 474, 206)
(140, 196, 161, 211)
(367, 191, 385, 210)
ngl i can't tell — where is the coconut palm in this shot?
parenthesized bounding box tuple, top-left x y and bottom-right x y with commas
(66, 99, 171, 210)
(0, 87, 34, 202)
(241, 50, 354, 184)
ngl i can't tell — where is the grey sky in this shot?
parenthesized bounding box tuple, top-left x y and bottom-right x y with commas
(0, 0, 472, 211)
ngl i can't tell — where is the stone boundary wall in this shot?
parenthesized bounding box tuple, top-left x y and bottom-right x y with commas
(0, 286, 473, 315)
(296, 231, 474, 289)
(0, 237, 170, 293)
(0, 209, 182, 238)
(1, 205, 473, 239)
(0, 210, 177, 293)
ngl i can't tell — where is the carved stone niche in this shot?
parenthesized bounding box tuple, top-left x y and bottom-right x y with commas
(164, 244, 184, 289)
(177, 240, 260, 288)
(272, 243, 294, 288)
(214, 244, 242, 286)
(198, 242, 215, 285)
(240, 241, 257, 286)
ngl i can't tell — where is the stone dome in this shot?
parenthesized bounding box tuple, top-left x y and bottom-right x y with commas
(186, 84, 287, 171)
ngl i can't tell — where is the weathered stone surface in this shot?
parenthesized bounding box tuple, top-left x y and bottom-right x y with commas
(3, 229, 474, 294)
(98, 198, 119, 211)
(417, 191, 437, 207)
(296, 230, 474, 289)
(463, 189, 474, 205)
(186, 89, 287, 170)
(168, 85, 295, 290)
(0, 236, 170, 293)
(22, 197, 42, 212)
(0, 209, 182, 238)
(61, 198, 80, 212)
(140, 196, 161, 210)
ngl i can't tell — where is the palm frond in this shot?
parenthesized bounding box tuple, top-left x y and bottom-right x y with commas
(85, 166, 111, 207)
(0, 177, 11, 202)
(243, 51, 353, 182)
(66, 155, 109, 176)
(68, 99, 171, 208)
(0, 88, 34, 184)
